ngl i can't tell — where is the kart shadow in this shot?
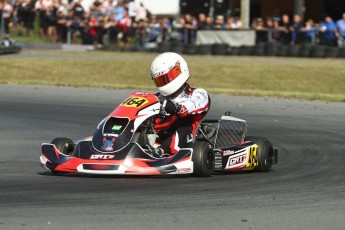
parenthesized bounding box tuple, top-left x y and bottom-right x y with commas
(37, 169, 273, 179)
(37, 171, 192, 179)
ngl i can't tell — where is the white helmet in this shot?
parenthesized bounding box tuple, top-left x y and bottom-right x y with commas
(151, 52, 189, 96)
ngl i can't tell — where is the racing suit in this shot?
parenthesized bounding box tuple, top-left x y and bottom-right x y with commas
(156, 84, 210, 155)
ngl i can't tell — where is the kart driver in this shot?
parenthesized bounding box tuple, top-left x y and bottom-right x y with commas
(151, 52, 210, 157)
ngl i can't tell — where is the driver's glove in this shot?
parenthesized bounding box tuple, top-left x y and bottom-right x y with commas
(161, 98, 180, 115)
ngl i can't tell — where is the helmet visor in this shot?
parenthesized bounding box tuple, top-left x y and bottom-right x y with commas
(153, 61, 182, 87)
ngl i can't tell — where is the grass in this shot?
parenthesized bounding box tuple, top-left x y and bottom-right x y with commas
(1, 50, 345, 102)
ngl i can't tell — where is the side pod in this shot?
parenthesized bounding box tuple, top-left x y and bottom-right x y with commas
(41, 144, 70, 170)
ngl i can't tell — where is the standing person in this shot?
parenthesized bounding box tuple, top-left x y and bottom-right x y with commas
(135, 2, 147, 22)
(127, 0, 137, 24)
(196, 12, 207, 30)
(23, 0, 37, 36)
(302, 19, 315, 43)
(336, 13, 345, 47)
(0, 0, 13, 35)
(290, 14, 303, 44)
(183, 13, 196, 43)
(319, 14, 338, 46)
(46, 4, 58, 42)
(150, 52, 210, 157)
(35, 0, 53, 39)
(116, 7, 131, 47)
(204, 16, 214, 29)
(279, 14, 291, 45)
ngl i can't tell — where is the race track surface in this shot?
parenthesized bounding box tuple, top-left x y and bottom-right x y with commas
(0, 85, 344, 230)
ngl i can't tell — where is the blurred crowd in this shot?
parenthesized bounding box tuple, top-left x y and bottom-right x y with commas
(252, 13, 345, 47)
(1, 0, 345, 48)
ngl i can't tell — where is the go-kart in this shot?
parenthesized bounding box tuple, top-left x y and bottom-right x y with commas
(40, 91, 278, 177)
(0, 36, 21, 55)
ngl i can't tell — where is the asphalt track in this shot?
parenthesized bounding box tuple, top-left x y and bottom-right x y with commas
(0, 84, 344, 230)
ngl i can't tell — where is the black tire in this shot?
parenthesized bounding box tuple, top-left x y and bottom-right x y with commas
(189, 141, 214, 177)
(244, 136, 273, 172)
(170, 43, 184, 54)
(157, 42, 171, 53)
(239, 46, 253, 56)
(337, 48, 345, 58)
(310, 45, 326, 58)
(324, 47, 339, 58)
(265, 42, 281, 56)
(298, 43, 312, 57)
(252, 44, 265, 56)
(287, 45, 301, 57)
(228, 46, 240, 56)
(211, 43, 229, 55)
(197, 44, 212, 55)
(276, 45, 289, 57)
(51, 138, 75, 156)
(183, 44, 197, 55)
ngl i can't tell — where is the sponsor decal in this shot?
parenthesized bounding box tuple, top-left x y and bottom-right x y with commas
(134, 91, 149, 96)
(223, 149, 235, 156)
(121, 97, 148, 108)
(175, 168, 192, 173)
(111, 125, 122, 131)
(90, 154, 115, 159)
(246, 146, 258, 168)
(101, 137, 115, 152)
(228, 153, 247, 167)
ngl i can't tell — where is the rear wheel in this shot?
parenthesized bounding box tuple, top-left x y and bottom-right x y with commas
(189, 141, 214, 177)
(244, 136, 273, 172)
(51, 138, 75, 156)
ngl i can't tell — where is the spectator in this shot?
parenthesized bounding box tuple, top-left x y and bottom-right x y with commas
(135, 2, 147, 22)
(214, 15, 225, 29)
(336, 13, 345, 47)
(46, 4, 58, 42)
(231, 17, 242, 29)
(204, 16, 214, 29)
(183, 14, 196, 43)
(319, 14, 338, 46)
(197, 12, 207, 30)
(148, 15, 160, 42)
(114, 0, 124, 21)
(302, 19, 316, 43)
(290, 14, 303, 44)
(271, 17, 281, 42)
(265, 17, 274, 30)
(35, 0, 53, 39)
(253, 17, 265, 30)
(280, 14, 291, 45)
(117, 7, 132, 47)
(20, 0, 36, 36)
(127, 0, 137, 24)
(226, 16, 242, 29)
(161, 16, 172, 42)
(0, 0, 13, 35)
(134, 19, 146, 49)
(225, 16, 234, 29)
(73, 0, 85, 18)
(173, 15, 185, 42)
(253, 17, 268, 43)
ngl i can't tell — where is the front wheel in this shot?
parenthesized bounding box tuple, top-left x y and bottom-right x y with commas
(51, 138, 75, 156)
(244, 136, 273, 172)
(189, 141, 215, 177)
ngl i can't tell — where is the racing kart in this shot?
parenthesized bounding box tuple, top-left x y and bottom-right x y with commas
(40, 91, 278, 177)
(0, 36, 21, 55)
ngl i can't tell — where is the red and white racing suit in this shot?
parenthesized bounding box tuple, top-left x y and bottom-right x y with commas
(156, 85, 210, 155)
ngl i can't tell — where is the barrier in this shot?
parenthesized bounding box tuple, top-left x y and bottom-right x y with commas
(196, 30, 256, 47)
